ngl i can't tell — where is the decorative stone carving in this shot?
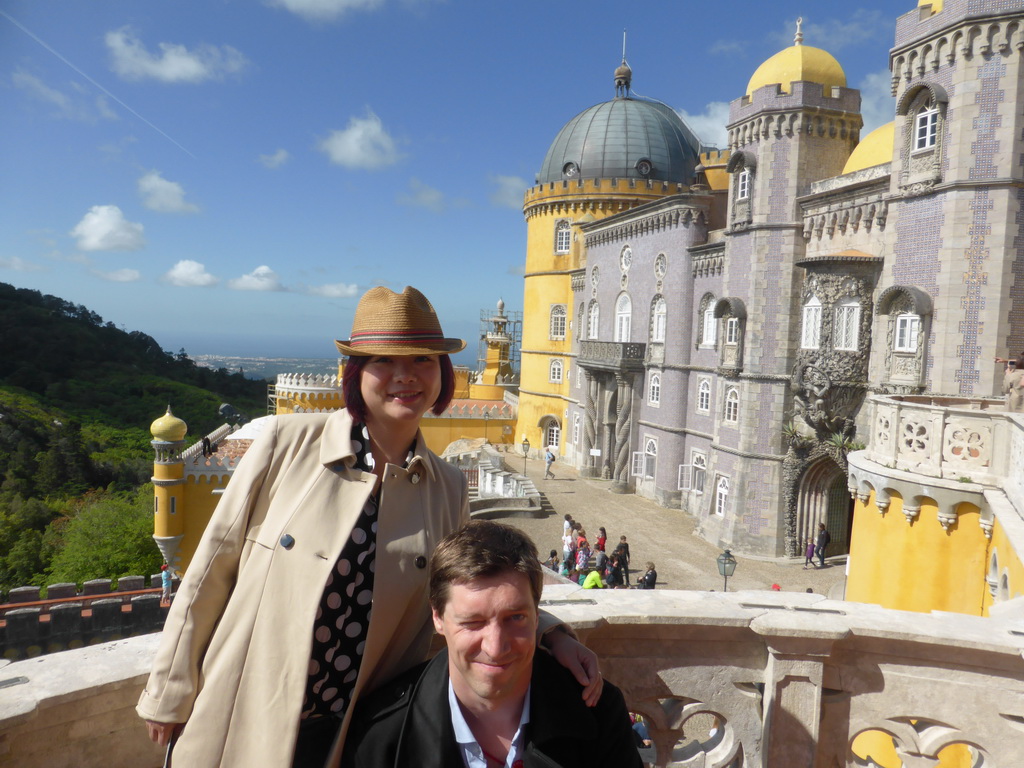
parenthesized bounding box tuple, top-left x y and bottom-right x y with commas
(903, 503, 920, 524)
(943, 422, 991, 468)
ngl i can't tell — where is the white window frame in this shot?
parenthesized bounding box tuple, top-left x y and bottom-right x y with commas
(652, 298, 667, 343)
(801, 297, 822, 350)
(615, 294, 632, 343)
(648, 372, 661, 406)
(549, 304, 566, 340)
(588, 302, 600, 339)
(631, 451, 644, 477)
(678, 464, 691, 491)
(549, 358, 563, 383)
(914, 101, 938, 151)
(576, 366, 582, 389)
(697, 378, 711, 413)
(572, 413, 580, 445)
(643, 438, 657, 479)
(725, 317, 739, 345)
(702, 308, 717, 347)
(894, 314, 921, 353)
(715, 475, 730, 517)
(544, 421, 561, 449)
(724, 387, 739, 423)
(555, 220, 571, 254)
(691, 451, 707, 495)
(737, 169, 750, 200)
(834, 299, 861, 351)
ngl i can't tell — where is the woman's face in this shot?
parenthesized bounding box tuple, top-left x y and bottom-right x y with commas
(360, 354, 441, 428)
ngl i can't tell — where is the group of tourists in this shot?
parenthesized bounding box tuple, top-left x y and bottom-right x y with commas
(553, 515, 658, 590)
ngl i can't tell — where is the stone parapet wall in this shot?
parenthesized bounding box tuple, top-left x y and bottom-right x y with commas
(3, 591, 1023, 767)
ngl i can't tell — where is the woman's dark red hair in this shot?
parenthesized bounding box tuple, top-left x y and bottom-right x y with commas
(342, 355, 455, 423)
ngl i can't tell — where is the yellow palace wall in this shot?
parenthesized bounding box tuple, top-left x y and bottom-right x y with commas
(845, 490, 1023, 616)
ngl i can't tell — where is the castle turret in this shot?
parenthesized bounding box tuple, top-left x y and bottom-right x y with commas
(150, 406, 186, 570)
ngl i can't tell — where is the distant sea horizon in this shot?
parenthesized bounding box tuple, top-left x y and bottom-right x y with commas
(192, 355, 339, 381)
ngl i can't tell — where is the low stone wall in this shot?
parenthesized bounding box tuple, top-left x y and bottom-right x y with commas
(3, 589, 1023, 767)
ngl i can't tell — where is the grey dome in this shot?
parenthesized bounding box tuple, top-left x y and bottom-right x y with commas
(537, 97, 701, 185)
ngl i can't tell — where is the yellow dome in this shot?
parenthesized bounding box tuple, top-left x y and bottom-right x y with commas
(151, 406, 187, 442)
(842, 121, 895, 174)
(746, 44, 846, 97)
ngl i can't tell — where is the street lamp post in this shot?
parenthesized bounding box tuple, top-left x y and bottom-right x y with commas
(521, 436, 530, 476)
(717, 549, 737, 592)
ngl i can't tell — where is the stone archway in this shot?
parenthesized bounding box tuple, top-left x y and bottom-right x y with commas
(796, 457, 853, 557)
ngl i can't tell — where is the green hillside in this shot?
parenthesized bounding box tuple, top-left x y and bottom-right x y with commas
(0, 282, 268, 593)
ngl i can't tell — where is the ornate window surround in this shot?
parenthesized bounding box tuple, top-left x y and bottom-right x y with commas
(897, 83, 948, 197)
(549, 304, 567, 340)
(555, 219, 572, 254)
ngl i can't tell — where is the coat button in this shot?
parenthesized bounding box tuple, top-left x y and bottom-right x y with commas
(280, 534, 295, 549)
(410, 473, 420, 484)
(414, 556, 427, 569)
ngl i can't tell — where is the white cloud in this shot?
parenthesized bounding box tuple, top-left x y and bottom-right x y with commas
(319, 109, 401, 170)
(12, 69, 118, 122)
(106, 27, 249, 83)
(772, 11, 889, 53)
(858, 70, 896, 135)
(228, 265, 284, 291)
(398, 178, 445, 212)
(138, 170, 200, 213)
(70, 205, 145, 251)
(259, 149, 290, 168)
(94, 268, 141, 282)
(489, 175, 528, 209)
(307, 282, 359, 298)
(708, 40, 743, 56)
(0, 255, 44, 272)
(164, 259, 219, 287)
(267, 0, 384, 23)
(677, 102, 730, 150)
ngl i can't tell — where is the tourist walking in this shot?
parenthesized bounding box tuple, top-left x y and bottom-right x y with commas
(804, 538, 815, 569)
(815, 523, 831, 568)
(544, 447, 556, 479)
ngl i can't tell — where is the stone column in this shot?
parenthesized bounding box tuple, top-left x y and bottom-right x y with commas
(581, 370, 598, 478)
(611, 372, 634, 492)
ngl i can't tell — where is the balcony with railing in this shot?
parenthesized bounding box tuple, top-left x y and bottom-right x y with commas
(578, 340, 647, 373)
(3, 588, 1023, 767)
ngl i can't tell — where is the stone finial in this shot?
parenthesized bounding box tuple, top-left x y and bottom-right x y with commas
(795, 17, 803, 46)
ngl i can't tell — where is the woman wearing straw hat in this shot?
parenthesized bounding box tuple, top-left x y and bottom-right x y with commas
(137, 286, 601, 768)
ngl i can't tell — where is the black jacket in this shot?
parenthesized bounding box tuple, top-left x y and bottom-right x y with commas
(341, 648, 641, 768)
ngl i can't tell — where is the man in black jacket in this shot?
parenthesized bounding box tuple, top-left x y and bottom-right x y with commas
(341, 520, 641, 768)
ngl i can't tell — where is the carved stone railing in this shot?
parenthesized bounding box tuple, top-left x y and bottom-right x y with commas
(865, 394, 1019, 485)
(4, 591, 1023, 768)
(578, 340, 647, 373)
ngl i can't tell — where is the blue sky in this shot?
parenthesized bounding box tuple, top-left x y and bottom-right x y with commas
(1, 0, 905, 361)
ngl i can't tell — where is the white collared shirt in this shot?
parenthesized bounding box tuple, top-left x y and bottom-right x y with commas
(448, 678, 531, 768)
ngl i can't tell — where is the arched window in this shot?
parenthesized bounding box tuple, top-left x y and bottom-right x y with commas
(725, 387, 739, 423)
(894, 314, 921, 352)
(725, 317, 739, 345)
(697, 379, 711, 412)
(691, 451, 707, 494)
(615, 294, 632, 342)
(651, 297, 667, 343)
(549, 305, 566, 340)
(555, 220, 571, 254)
(801, 296, 822, 350)
(643, 439, 657, 479)
(588, 301, 600, 339)
(698, 294, 717, 347)
(834, 298, 861, 351)
(648, 373, 661, 405)
(715, 476, 730, 516)
(736, 169, 751, 200)
(914, 99, 938, 151)
(544, 420, 561, 450)
(549, 358, 563, 383)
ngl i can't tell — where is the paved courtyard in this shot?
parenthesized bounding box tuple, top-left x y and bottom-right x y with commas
(503, 454, 848, 598)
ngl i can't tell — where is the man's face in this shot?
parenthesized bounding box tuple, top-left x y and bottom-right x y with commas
(432, 571, 538, 711)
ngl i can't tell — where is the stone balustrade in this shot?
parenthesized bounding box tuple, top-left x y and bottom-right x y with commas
(865, 393, 1020, 485)
(3, 589, 1022, 767)
(275, 373, 341, 392)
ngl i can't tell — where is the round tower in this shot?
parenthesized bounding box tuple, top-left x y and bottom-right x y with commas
(518, 60, 702, 454)
(150, 406, 187, 570)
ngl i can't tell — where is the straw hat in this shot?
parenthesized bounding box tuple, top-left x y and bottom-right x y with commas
(335, 286, 466, 356)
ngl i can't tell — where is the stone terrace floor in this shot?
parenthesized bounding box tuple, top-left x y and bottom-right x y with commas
(504, 453, 848, 598)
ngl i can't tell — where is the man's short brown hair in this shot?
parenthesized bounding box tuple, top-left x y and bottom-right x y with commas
(429, 521, 543, 615)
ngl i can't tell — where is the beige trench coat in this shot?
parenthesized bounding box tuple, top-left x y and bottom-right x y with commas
(136, 410, 468, 767)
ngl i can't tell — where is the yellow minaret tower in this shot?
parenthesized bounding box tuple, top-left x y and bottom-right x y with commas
(150, 406, 187, 571)
(517, 59, 702, 455)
